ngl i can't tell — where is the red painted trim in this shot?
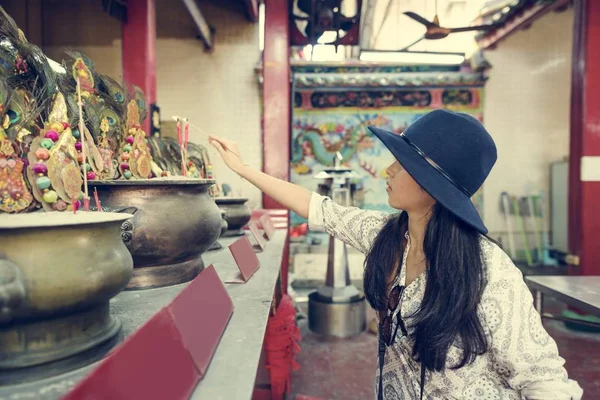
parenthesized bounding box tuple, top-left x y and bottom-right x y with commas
(569, 0, 600, 276)
(262, 0, 290, 210)
(430, 89, 443, 108)
(248, 209, 290, 230)
(280, 232, 290, 295)
(477, 0, 570, 50)
(122, 0, 157, 135)
(580, 0, 600, 276)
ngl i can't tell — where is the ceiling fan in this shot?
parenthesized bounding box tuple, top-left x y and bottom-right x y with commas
(401, 0, 493, 51)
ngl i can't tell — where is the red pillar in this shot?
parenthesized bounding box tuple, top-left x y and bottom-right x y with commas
(262, 0, 290, 209)
(569, 0, 600, 275)
(429, 89, 443, 108)
(122, 0, 157, 135)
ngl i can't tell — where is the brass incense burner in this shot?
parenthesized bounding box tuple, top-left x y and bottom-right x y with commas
(0, 211, 134, 383)
(90, 179, 222, 289)
(215, 197, 252, 236)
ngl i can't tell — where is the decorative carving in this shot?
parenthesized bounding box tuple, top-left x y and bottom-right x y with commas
(26, 92, 84, 212)
(310, 90, 432, 108)
(119, 100, 153, 180)
(291, 63, 461, 74)
(293, 72, 486, 89)
(0, 139, 33, 213)
(442, 89, 473, 106)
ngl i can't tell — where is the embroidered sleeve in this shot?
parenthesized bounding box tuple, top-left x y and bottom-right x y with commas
(480, 243, 583, 400)
(307, 192, 390, 254)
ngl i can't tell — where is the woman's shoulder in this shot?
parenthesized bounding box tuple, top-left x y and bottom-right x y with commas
(478, 236, 524, 284)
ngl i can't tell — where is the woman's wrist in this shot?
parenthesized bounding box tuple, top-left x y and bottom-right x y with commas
(233, 162, 250, 177)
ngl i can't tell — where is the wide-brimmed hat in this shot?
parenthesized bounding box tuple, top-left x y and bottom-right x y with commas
(368, 109, 497, 234)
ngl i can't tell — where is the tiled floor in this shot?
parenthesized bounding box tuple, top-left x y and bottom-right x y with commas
(290, 299, 600, 400)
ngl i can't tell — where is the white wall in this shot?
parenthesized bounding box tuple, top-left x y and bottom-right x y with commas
(482, 9, 573, 241)
(41, 0, 123, 78)
(155, 0, 262, 209)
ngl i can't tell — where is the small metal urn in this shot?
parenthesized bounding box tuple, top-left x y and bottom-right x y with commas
(308, 153, 366, 338)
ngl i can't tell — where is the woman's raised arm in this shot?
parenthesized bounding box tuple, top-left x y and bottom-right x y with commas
(209, 135, 390, 253)
(209, 135, 312, 218)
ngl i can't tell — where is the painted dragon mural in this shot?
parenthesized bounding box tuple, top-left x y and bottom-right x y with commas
(289, 65, 486, 229)
(291, 114, 392, 171)
(290, 87, 485, 229)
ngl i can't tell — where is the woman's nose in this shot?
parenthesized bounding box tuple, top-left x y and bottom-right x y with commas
(385, 164, 394, 177)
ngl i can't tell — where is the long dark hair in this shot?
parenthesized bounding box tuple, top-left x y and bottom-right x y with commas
(363, 202, 489, 372)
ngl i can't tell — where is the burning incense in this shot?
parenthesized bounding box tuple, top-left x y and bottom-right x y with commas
(76, 77, 90, 211)
(171, 115, 241, 158)
(183, 118, 189, 176)
(94, 187, 102, 212)
(184, 118, 189, 148)
(176, 117, 182, 146)
(174, 116, 186, 176)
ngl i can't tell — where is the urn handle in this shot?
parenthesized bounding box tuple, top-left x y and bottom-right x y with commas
(113, 207, 138, 248)
(0, 256, 26, 324)
(88, 206, 138, 247)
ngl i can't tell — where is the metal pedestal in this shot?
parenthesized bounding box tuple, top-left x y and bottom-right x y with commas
(308, 291, 366, 338)
(307, 155, 367, 337)
(307, 235, 367, 338)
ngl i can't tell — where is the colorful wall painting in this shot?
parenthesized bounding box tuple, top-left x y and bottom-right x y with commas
(290, 65, 486, 229)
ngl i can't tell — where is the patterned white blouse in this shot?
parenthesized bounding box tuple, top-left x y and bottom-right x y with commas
(308, 192, 583, 400)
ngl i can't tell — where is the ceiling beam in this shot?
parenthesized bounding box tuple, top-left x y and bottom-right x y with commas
(367, 0, 394, 49)
(360, 0, 377, 48)
(181, 0, 214, 50)
(477, 0, 571, 50)
(101, 0, 127, 22)
(241, 0, 259, 23)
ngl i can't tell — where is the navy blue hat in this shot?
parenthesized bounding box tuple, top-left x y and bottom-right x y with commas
(368, 109, 497, 234)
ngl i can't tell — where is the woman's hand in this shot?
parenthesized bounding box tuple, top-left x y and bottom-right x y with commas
(207, 134, 312, 218)
(208, 135, 245, 173)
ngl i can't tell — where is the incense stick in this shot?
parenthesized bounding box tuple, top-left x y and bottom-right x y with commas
(94, 187, 102, 212)
(171, 115, 241, 158)
(176, 117, 184, 175)
(182, 118, 189, 176)
(76, 77, 90, 211)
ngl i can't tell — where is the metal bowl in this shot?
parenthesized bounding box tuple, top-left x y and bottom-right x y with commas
(215, 197, 251, 236)
(0, 211, 134, 382)
(89, 179, 222, 289)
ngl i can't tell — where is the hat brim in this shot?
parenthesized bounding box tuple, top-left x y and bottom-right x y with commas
(368, 126, 487, 234)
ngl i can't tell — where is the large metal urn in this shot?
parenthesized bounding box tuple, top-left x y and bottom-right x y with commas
(215, 197, 252, 236)
(308, 154, 366, 338)
(90, 179, 222, 290)
(0, 211, 134, 384)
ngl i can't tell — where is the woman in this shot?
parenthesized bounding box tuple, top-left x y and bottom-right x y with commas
(209, 109, 582, 399)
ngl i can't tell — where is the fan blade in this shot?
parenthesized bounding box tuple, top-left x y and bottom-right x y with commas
(399, 35, 426, 51)
(449, 25, 493, 33)
(403, 12, 437, 28)
(297, 0, 313, 15)
(304, 21, 323, 40)
(339, 16, 355, 32)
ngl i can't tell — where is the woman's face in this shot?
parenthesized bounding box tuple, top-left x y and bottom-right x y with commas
(385, 160, 436, 212)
